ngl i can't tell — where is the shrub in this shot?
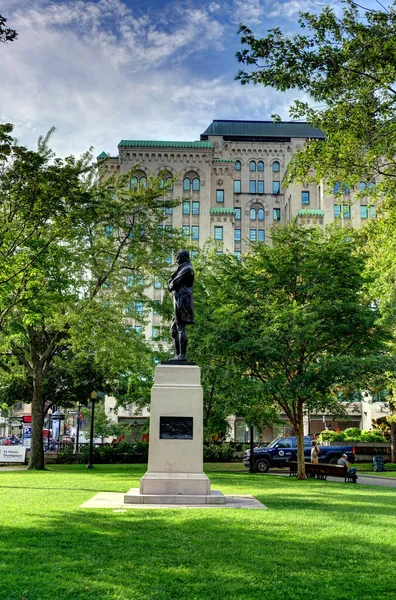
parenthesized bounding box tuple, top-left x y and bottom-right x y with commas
(203, 443, 235, 462)
(76, 442, 149, 464)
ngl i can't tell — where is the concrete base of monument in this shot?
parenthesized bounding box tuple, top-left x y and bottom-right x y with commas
(124, 487, 225, 505)
(139, 471, 211, 496)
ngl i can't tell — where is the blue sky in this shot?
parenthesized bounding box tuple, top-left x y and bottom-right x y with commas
(0, 0, 392, 157)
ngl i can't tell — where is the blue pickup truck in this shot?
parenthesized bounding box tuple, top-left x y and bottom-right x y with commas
(243, 436, 355, 472)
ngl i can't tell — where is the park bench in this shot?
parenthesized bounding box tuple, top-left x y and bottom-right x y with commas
(288, 461, 357, 483)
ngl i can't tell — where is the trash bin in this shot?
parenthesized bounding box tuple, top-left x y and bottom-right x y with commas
(373, 456, 384, 472)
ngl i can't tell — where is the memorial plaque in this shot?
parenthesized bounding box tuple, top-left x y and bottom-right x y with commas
(160, 416, 193, 440)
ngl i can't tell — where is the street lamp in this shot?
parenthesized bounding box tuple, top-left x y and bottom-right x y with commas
(86, 392, 97, 469)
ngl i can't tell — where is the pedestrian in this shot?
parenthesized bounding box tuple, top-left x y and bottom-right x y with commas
(337, 453, 357, 478)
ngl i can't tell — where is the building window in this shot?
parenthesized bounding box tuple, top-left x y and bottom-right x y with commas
(139, 177, 147, 189)
(234, 207, 241, 220)
(191, 226, 199, 240)
(192, 177, 200, 191)
(369, 181, 376, 189)
(257, 161, 264, 172)
(235, 160, 241, 171)
(183, 177, 191, 191)
(343, 185, 350, 194)
(234, 229, 241, 241)
(249, 180, 256, 194)
(273, 208, 281, 221)
(334, 204, 341, 218)
(369, 205, 376, 218)
(360, 205, 368, 219)
(258, 208, 264, 221)
(302, 191, 310, 205)
(343, 205, 351, 218)
(182, 225, 190, 237)
(249, 161, 256, 171)
(136, 302, 143, 315)
(134, 325, 143, 334)
(250, 208, 256, 220)
(234, 250, 241, 259)
(272, 161, 280, 172)
(334, 181, 341, 193)
(250, 229, 257, 241)
(192, 201, 200, 215)
(130, 177, 138, 190)
(272, 181, 280, 194)
(257, 181, 264, 194)
(214, 226, 223, 241)
(234, 180, 241, 193)
(258, 229, 265, 242)
(153, 277, 162, 289)
(165, 177, 173, 190)
(165, 206, 173, 215)
(217, 251, 223, 255)
(152, 327, 160, 340)
(183, 201, 190, 215)
(216, 189, 224, 203)
(359, 181, 367, 192)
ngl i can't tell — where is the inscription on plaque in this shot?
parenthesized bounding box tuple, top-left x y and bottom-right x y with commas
(160, 416, 193, 440)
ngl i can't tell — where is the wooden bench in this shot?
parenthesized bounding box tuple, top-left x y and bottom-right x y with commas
(289, 461, 357, 483)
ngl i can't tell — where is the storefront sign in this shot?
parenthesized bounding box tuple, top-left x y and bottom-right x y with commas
(0, 446, 26, 463)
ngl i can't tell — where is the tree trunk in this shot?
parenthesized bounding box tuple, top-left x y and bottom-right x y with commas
(295, 398, 307, 480)
(28, 363, 45, 470)
(391, 420, 396, 464)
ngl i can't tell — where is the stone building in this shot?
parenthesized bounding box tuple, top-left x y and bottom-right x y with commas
(98, 120, 387, 442)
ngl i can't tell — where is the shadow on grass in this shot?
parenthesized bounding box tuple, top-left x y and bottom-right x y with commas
(1, 485, 396, 600)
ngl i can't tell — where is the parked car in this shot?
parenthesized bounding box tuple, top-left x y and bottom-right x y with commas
(243, 436, 355, 472)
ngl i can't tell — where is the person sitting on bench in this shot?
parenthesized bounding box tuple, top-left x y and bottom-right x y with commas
(338, 453, 357, 478)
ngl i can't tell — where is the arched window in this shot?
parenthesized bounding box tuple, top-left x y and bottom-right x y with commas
(192, 177, 200, 191)
(183, 177, 191, 191)
(257, 161, 264, 172)
(139, 177, 147, 189)
(272, 161, 280, 172)
(250, 208, 256, 220)
(235, 160, 241, 171)
(359, 181, 367, 191)
(368, 181, 376, 189)
(249, 161, 256, 171)
(130, 177, 138, 190)
(165, 177, 173, 190)
(258, 208, 264, 221)
(334, 181, 341, 193)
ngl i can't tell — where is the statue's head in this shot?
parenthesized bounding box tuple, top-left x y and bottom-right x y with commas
(176, 249, 189, 265)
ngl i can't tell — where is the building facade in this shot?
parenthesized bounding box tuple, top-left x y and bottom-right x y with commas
(96, 120, 389, 441)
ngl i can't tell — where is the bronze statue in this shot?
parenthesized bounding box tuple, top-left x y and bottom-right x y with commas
(168, 249, 194, 360)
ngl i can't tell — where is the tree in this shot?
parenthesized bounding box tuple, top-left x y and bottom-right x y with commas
(0, 15, 17, 44)
(236, 0, 396, 462)
(0, 128, 181, 469)
(187, 245, 281, 441)
(201, 225, 395, 479)
(236, 0, 396, 193)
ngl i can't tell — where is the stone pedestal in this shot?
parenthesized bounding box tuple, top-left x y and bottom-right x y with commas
(124, 363, 224, 505)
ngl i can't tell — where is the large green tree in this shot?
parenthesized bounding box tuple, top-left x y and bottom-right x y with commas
(0, 128, 180, 469)
(200, 225, 394, 479)
(236, 0, 396, 459)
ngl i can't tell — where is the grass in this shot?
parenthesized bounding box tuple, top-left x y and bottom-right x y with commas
(0, 464, 395, 600)
(356, 462, 396, 477)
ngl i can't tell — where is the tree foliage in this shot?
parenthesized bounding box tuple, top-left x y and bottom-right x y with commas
(199, 225, 395, 478)
(0, 126, 181, 469)
(0, 15, 17, 44)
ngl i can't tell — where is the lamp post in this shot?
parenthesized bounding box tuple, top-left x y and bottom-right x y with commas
(86, 392, 97, 469)
(47, 409, 52, 451)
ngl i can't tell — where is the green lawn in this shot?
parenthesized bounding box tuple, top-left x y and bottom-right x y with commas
(1, 464, 395, 600)
(356, 462, 396, 477)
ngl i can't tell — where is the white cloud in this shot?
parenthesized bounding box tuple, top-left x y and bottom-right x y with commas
(0, 0, 307, 158)
(231, 0, 264, 25)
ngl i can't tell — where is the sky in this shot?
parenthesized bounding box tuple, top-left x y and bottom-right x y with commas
(0, 0, 392, 158)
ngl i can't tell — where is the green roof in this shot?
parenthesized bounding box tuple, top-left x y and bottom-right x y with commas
(118, 140, 214, 149)
(97, 151, 109, 159)
(201, 120, 325, 140)
(213, 158, 236, 163)
(297, 209, 325, 216)
(209, 208, 236, 215)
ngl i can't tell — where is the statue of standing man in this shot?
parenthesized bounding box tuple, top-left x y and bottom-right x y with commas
(168, 249, 194, 361)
